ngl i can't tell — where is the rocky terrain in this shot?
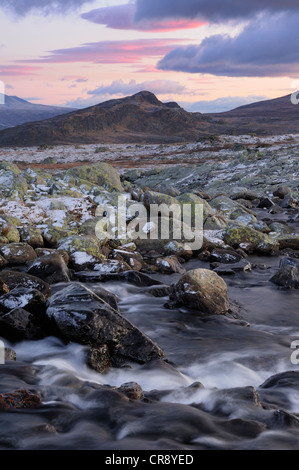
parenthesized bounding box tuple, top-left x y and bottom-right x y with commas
(0, 135, 298, 450)
(0, 94, 76, 131)
(0, 91, 298, 147)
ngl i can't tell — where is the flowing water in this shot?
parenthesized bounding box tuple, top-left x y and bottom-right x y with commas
(1, 254, 299, 450)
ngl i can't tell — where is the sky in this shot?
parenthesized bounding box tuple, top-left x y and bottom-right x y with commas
(0, 0, 298, 112)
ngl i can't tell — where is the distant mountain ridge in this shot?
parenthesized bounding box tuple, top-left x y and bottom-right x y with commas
(0, 94, 76, 130)
(0, 91, 298, 147)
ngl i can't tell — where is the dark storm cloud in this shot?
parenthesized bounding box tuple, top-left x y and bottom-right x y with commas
(135, 0, 299, 22)
(157, 13, 299, 77)
(0, 0, 92, 16)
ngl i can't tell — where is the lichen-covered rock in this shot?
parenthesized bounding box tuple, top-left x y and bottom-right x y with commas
(0, 243, 37, 265)
(57, 235, 101, 257)
(142, 190, 181, 219)
(41, 223, 77, 247)
(177, 193, 215, 222)
(19, 226, 44, 248)
(169, 268, 229, 315)
(223, 226, 279, 254)
(229, 207, 257, 226)
(0, 389, 41, 410)
(0, 168, 28, 200)
(204, 214, 228, 230)
(65, 162, 123, 192)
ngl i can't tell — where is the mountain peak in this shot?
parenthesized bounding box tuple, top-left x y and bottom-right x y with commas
(131, 90, 162, 106)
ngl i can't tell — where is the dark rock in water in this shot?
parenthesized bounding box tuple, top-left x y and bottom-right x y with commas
(0, 389, 41, 410)
(273, 185, 292, 199)
(0, 279, 9, 295)
(272, 410, 299, 428)
(0, 271, 51, 299)
(147, 285, 171, 297)
(211, 259, 252, 275)
(270, 265, 299, 289)
(222, 418, 266, 438)
(35, 248, 69, 265)
(0, 286, 46, 315)
(169, 268, 229, 315)
(279, 257, 299, 269)
(259, 371, 299, 389)
(258, 197, 275, 209)
(118, 382, 144, 400)
(156, 256, 186, 274)
(26, 253, 70, 284)
(46, 283, 164, 366)
(75, 270, 163, 288)
(0, 255, 8, 269)
(0, 243, 37, 266)
(210, 248, 242, 264)
(86, 344, 111, 373)
(0, 306, 49, 341)
(279, 194, 298, 209)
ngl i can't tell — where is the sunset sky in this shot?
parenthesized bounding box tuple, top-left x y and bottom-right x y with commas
(0, 0, 298, 112)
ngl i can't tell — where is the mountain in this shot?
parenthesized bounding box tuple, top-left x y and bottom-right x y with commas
(208, 94, 299, 135)
(0, 94, 76, 131)
(0, 91, 297, 147)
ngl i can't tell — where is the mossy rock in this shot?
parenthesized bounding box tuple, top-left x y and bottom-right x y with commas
(204, 215, 228, 230)
(42, 224, 78, 246)
(2, 225, 20, 243)
(57, 235, 101, 257)
(65, 162, 123, 192)
(229, 208, 257, 226)
(177, 193, 215, 222)
(0, 162, 21, 175)
(223, 225, 279, 253)
(19, 226, 44, 248)
(0, 170, 28, 200)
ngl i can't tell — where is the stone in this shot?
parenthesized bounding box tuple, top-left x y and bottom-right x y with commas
(223, 226, 279, 254)
(0, 389, 41, 410)
(210, 248, 242, 264)
(46, 283, 164, 366)
(0, 279, 9, 295)
(0, 286, 47, 315)
(270, 265, 299, 289)
(169, 268, 229, 315)
(69, 251, 106, 272)
(26, 253, 71, 284)
(57, 236, 101, 257)
(211, 259, 252, 275)
(156, 256, 186, 274)
(258, 197, 275, 209)
(0, 243, 37, 266)
(273, 185, 292, 199)
(0, 271, 51, 299)
(0, 306, 50, 341)
(19, 226, 44, 248)
(65, 162, 123, 192)
(86, 344, 111, 373)
(118, 382, 144, 400)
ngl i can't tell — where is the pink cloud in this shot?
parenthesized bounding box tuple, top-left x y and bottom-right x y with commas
(16, 39, 185, 64)
(81, 4, 205, 32)
(0, 65, 41, 76)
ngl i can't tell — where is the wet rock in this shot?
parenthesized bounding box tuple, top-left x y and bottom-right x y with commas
(86, 344, 111, 373)
(0, 243, 37, 266)
(26, 253, 70, 284)
(142, 191, 181, 219)
(169, 268, 229, 315)
(75, 270, 163, 288)
(156, 256, 186, 274)
(223, 418, 266, 438)
(210, 248, 242, 264)
(279, 257, 299, 269)
(164, 241, 193, 260)
(147, 285, 171, 297)
(273, 185, 292, 199)
(0, 286, 46, 315)
(118, 382, 144, 401)
(260, 371, 299, 389)
(156, 186, 180, 197)
(46, 283, 164, 366)
(0, 306, 49, 341)
(112, 250, 143, 272)
(270, 265, 299, 289)
(5, 347, 16, 361)
(0, 271, 51, 299)
(229, 187, 259, 201)
(0, 254, 7, 269)
(279, 194, 298, 209)
(0, 389, 41, 410)
(212, 259, 252, 275)
(69, 251, 106, 272)
(258, 197, 275, 209)
(35, 248, 69, 265)
(203, 214, 228, 230)
(177, 192, 215, 222)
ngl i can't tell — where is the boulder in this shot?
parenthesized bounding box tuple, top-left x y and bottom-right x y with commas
(46, 283, 164, 366)
(270, 265, 299, 289)
(169, 268, 229, 315)
(0, 243, 37, 266)
(273, 185, 292, 199)
(0, 286, 46, 315)
(0, 306, 49, 341)
(156, 256, 186, 274)
(223, 226, 279, 254)
(57, 236, 101, 257)
(26, 253, 71, 284)
(19, 226, 44, 248)
(210, 248, 243, 264)
(0, 389, 41, 410)
(65, 162, 123, 192)
(0, 271, 51, 299)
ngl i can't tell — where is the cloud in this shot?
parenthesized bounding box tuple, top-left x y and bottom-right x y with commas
(88, 79, 187, 96)
(0, 0, 93, 16)
(157, 13, 299, 77)
(135, 0, 299, 22)
(0, 65, 41, 75)
(184, 95, 268, 113)
(17, 39, 184, 64)
(81, 3, 205, 32)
